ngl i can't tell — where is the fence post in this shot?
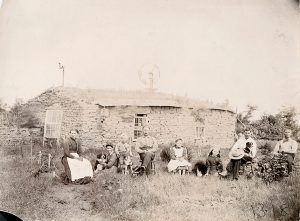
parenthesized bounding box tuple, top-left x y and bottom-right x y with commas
(38, 151, 42, 164)
(48, 153, 51, 170)
(30, 138, 33, 164)
(20, 142, 23, 158)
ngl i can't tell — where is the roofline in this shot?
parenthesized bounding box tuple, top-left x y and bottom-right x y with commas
(26, 87, 236, 113)
(209, 108, 236, 114)
(96, 103, 236, 113)
(95, 104, 184, 108)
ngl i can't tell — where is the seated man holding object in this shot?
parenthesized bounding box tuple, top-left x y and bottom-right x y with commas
(135, 126, 158, 175)
(220, 129, 257, 180)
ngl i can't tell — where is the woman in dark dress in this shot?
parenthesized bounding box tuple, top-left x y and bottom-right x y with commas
(61, 129, 93, 184)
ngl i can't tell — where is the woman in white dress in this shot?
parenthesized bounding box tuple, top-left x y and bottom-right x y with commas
(167, 138, 192, 173)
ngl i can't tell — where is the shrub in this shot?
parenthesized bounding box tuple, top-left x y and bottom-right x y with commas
(159, 144, 172, 162)
(259, 141, 273, 155)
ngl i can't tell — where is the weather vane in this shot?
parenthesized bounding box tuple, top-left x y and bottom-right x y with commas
(58, 62, 65, 87)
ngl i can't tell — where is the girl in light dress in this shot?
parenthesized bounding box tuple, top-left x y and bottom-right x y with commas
(167, 138, 192, 173)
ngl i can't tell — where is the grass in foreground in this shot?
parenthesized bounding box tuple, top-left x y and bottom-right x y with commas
(86, 164, 299, 221)
(0, 146, 299, 221)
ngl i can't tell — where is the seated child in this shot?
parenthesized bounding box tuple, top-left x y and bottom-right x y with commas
(94, 153, 107, 174)
(167, 138, 192, 173)
(115, 133, 133, 166)
(205, 146, 223, 176)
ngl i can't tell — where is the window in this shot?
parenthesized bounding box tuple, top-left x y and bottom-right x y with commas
(44, 110, 63, 138)
(134, 114, 147, 139)
(196, 126, 205, 139)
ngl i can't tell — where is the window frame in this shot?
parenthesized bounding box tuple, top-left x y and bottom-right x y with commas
(195, 125, 205, 139)
(133, 114, 148, 140)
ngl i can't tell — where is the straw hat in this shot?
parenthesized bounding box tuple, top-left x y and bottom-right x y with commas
(228, 148, 244, 160)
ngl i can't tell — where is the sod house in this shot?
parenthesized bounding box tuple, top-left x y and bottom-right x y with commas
(23, 87, 236, 149)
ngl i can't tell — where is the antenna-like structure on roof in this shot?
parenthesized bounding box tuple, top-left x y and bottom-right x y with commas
(138, 64, 160, 92)
(58, 62, 65, 87)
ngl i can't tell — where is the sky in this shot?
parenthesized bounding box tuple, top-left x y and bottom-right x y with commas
(0, 0, 299, 119)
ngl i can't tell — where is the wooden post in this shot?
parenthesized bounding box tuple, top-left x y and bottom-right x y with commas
(48, 153, 51, 170)
(20, 142, 23, 158)
(38, 151, 42, 164)
(30, 138, 33, 164)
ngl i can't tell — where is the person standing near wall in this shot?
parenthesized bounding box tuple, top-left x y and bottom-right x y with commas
(273, 128, 298, 174)
(135, 126, 158, 175)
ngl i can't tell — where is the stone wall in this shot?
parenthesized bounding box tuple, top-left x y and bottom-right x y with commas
(90, 106, 236, 149)
(80, 104, 103, 149)
(203, 109, 236, 149)
(148, 107, 235, 149)
(148, 107, 196, 144)
(0, 126, 22, 147)
(24, 89, 84, 141)
(0, 126, 42, 157)
(96, 106, 144, 145)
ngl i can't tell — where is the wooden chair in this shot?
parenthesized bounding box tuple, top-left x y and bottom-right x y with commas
(135, 159, 156, 175)
(177, 165, 189, 175)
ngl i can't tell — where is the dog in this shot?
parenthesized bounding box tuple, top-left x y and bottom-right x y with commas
(94, 153, 107, 173)
(244, 142, 253, 154)
(121, 156, 133, 175)
(194, 161, 208, 177)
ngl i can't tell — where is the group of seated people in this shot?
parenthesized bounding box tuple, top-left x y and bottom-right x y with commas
(61, 126, 298, 184)
(61, 126, 158, 184)
(208, 128, 298, 180)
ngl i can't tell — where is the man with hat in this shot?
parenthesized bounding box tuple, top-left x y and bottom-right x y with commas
(103, 143, 118, 173)
(220, 128, 257, 180)
(225, 147, 245, 180)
